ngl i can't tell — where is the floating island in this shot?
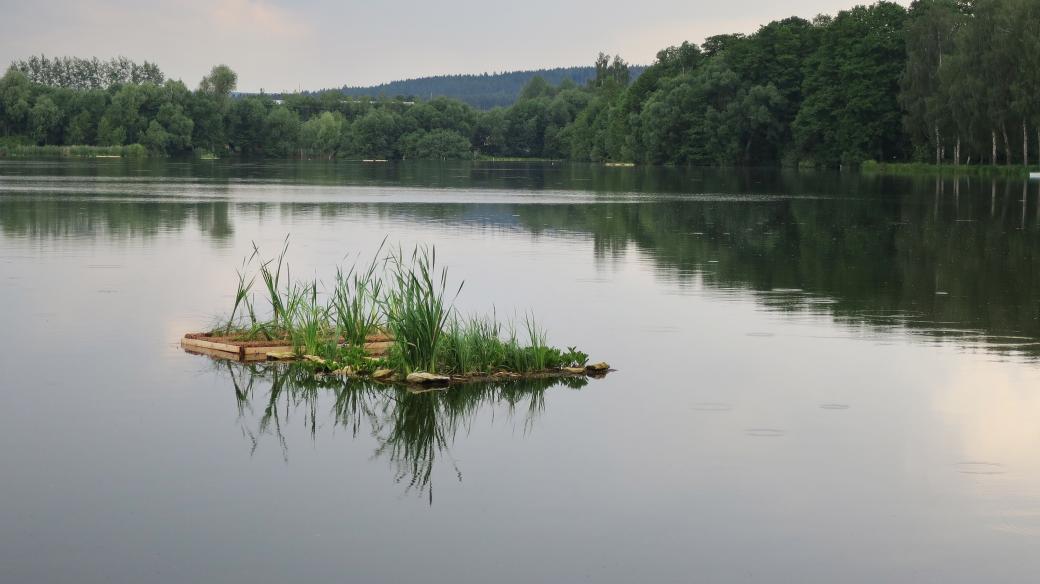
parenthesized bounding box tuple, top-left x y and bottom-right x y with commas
(182, 240, 611, 387)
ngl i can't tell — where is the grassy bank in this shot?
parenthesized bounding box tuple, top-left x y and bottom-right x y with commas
(0, 143, 149, 158)
(474, 155, 564, 163)
(861, 160, 1035, 177)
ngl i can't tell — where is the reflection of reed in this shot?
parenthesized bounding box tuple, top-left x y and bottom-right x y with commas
(223, 361, 586, 503)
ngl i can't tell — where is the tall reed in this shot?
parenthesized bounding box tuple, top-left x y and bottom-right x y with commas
(332, 242, 386, 347)
(382, 245, 461, 374)
(225, 248, 259, 335)
(216, 239, 585, 376)
(255, 237, 291, 333)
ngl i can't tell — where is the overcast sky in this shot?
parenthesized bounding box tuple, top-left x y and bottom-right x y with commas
(0, 1, 902, 92)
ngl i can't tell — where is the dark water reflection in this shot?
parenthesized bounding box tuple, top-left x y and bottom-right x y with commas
(4, 159, 1039, 359)
(225, 362, 588, 503)
(3, 159, 1040, 583)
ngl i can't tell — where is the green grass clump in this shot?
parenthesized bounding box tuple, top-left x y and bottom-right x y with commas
(440, 314, 504, 374)
(438, 314, 590, 375)
(332, 243, 385, 348)
(382, 245, 460, 374)
(215, 237, 592, 379)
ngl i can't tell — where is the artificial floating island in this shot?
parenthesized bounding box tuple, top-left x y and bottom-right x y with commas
(182, 239, 611, 386)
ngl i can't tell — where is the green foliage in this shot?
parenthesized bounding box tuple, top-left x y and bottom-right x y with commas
(262, 107, 300, 157)
(0, 68, 32, 135)
(29, 96, 60, 144)
(383, 245, 458, 374)
(96, 115, 126, 146)
(562, 346, 589, 367)
(336, 66, 646, 109)
(216, 240, 590, 378)
(332, 243, 385, 347)
(199, 64, 237, 97)
(793, 2, 909, 166)
(12, 55, 164, 89)
(401, 129, 472, 159)
(299, 111, 344, 159)
(0, 143, 145, 158)
(227, 96, 269, 154)
(313, 345, 390, 375)
(440, 314, 505, 374)
(351, 109, 401, 158)
(6, 1, 1035, 167)
(590, 53, 631, 91)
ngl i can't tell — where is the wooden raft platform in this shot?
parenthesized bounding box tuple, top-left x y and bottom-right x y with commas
(181, 332, 393, 362)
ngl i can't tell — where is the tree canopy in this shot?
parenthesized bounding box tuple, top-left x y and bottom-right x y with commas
(3, 2, 1037, 167)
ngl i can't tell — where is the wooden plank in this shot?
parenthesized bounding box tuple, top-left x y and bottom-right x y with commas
(182, 344, 241, 361)
(182, 337, 242, 355)
(183, 333, 396, 360)
(364, 341, 393, 355)
(183, 343, 273, 362)
(243, 345, 292, 355)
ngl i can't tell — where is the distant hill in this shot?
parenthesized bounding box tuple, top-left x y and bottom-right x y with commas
(333, 66, 646, 109)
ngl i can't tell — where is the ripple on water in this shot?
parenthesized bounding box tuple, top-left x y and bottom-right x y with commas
(820, 403, 850, 410)
(745, 428, 786, 437)
(638, 325, 680, 334)
(956, 461, 1007, 475)
(989, 523, 1040, 537)
(692, 402, 732, 412)
(989, 510, 1040, 537)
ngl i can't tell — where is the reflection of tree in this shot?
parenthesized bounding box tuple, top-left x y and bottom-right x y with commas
(224, 361, 586, 503)
(5, 161, 1039, 355)
(512, 175, 1040, 358)
(0, 199, 233, 241)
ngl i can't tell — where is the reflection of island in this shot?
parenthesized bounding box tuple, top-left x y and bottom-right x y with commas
(224, 361, 587, 503)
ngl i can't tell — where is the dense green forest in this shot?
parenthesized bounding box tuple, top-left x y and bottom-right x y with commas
(1, 0, 1038, 167)
(333, 66, 646, 109)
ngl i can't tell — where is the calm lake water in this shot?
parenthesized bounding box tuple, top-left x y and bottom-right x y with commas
(2, 159, 1039, 583)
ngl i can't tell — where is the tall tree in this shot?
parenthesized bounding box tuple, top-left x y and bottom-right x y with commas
(0, 68, 31, 136)
(794, 1, 909, 165)
(900, 0, 966, 164)
(198, 65, 238, 97)
(29, 96, 60, 144)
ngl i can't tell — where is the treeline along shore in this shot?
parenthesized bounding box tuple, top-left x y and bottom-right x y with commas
(1, 0, 1037, 168)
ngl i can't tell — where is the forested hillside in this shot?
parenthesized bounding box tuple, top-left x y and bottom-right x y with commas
(1, 1, 1038, 167)
(334, 67, 646, 109)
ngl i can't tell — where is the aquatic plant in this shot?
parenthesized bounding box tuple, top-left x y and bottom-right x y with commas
(440, 314, 505, 374)
(382, 245, 460, 374)
(226, 248, 259, 335)
(332, 242, 385, 347)
(256, 237, 292, 333)
(213, 238, 595, 379)
(290, 281, 333, 356)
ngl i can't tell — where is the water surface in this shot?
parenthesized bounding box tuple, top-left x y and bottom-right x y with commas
(2, 160, 1039, 583)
